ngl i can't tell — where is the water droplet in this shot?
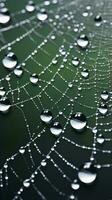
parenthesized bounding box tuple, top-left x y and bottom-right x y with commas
(97, 134, 105, 145)
(72, 57, 80, 67)
(30, 73, 39, 85)
(40, 109, 52, 123)
(25, 1, 35, 13)
(78, 162, 97, 184)
(2, 52, 18, 70)
(81, 69, 89, 78)
(50, 122, 62, 136)
(23, 179, 30, 188)
(70, 112, 87, 132)
(94, 14, 102, 26)
(101, 91, 109, 101)
(0, 7, 10, 25)
(14, 66, 23, 77)
(37, 11, 48, 21)
(41, 160, 47, 166)
(0, 87, 6, 97)
(77, 34, 89, 49)
(71, 180, 80, 190)
(98, 103, 108, 115)
(0, 98, 11, 113)
(19, 147, 25, 154)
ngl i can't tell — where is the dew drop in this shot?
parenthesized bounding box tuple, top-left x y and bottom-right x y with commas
(97, 134, 105, 145)
(37, 11, 48, 21)
(25, 1, 35, 13)
(19, 147, 25, 154)
(71, 180, 80, 190)
(30, 73, 39, 85)
(0, 7, 10, 25)
(2, 52, 18, 70)
(72, 57, 80, 67)
(70, 112, 87, 132)
(81, 68, 89, 78)
(101, 91, 109, 101)
(40, 109, 52, 123)
(0, 87, 6, 97)
(50, 122, 62, 136)
(14, 66, 23, 77)
(77, 34, 89, 49)
(23, 179, 30, 188)
(0, 98, 11, 113)
(98, 103, 108, 115)
(94, 14, 102, 26)
(78, 162, 97, 184)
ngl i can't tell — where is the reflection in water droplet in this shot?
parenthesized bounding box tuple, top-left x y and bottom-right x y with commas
(97, 134, 105, 145)
(14, 66, 23, 77)
(0, 98, 11, 113)
(40, 109, 52, 123)
(2, 52, 18, 70)
(0, 7, 10, 25)
(30, 73, 39, 85)
(0, 87, 6, 97)
(25, 1, 35, 13)
(78, 162, 97, 184)
(37, 11, 48, 21)
(50, 122, 62, 136)
(81, 69, 89, 78)
(77, 34, 89, 49)
(23, 179, 30, 188)
(70, 112, 87, 132)
(72, 57, 80, 67)
(98, 103, 108, 115)
(101, 91, 109, 101)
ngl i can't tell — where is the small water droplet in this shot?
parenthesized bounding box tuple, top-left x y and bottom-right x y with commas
(23, 179, 30, 188)
(0, 87, 6, 97)
(37, 11, 48, 21)
(81, 68, 89, 78)
(94, 14, 102, 26)
(14, 65, 23, 77)
(0, 98, 11, 114)
(72, 57, 80, 67)
(101, 91, 109, 101)
(30, 73, 39, 85)
(0, 7, 10, 25)
(97, 134, 105, 145)
(50, 122, 62, 136)
(40, 109, 52, 123)
(2, 52, 18, 70)
(71, 180, 80, 190)
(70, 112, 87, 132)
(98, 103, 108, 115)
(78, 162, 97, 184)
(25, 1, 35, 13)
(19, 147, 25, 154)
(77, 34, 89, 49)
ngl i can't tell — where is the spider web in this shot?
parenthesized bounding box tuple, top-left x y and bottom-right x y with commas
(0, 0, 112, 199)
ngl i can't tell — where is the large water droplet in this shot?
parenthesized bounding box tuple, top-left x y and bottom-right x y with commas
(81, 68, 89, 78)
(25, 1, 35, 13)
(70, 112, 87, 132)
(0, 7, 10, 25)
(50, 122, 62, 136)
(72, 57, 80, 67)
(40, 109, 52, 123)
(0, 98, 11, 113)
(2, 52, 18, 70)
(30, 73, 39, 85)
(78, 162, 97, 184)
(77, 34, 89, 49)
(37, 11, 48, 21)
(14, 65, 23, 77)
(0, 87, 6, 97)
(101, 91, 109, 101)
(98, 103, 108, 115)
